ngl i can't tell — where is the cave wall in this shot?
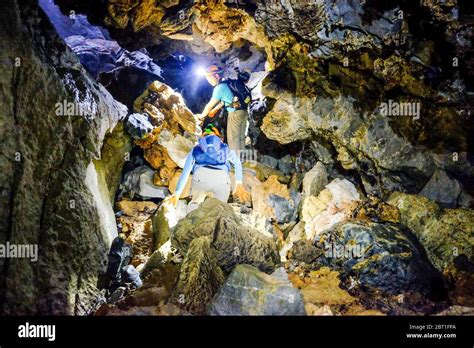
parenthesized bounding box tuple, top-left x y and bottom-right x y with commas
(0, 0, 127, 314)
(53, 0, 474, 200)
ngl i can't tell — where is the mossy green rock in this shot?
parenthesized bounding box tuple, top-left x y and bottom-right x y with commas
(172, 236, 224, 314)
(388, 192, 474, 272)
(311, 220, 445, 299)
(171, 198, 279, 273)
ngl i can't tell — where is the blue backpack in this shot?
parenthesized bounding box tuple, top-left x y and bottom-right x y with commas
(193, 135, 229, 169)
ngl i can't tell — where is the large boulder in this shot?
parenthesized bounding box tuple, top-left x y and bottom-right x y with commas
(388, 192, 474, 273)
(0, 0, 128, 314)
(251, 175, 299, 224)
(208, 265, 305, 315)
(172, 236, 225, 314)
(301, 178, 361, 241)
(171, 198, 280, 274)
(305, 220, 446, 300)
(419, 169, 462, 208)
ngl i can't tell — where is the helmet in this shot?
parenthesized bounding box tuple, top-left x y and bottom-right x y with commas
(205, 64, 222, 77)
(203, 123, 222, 138)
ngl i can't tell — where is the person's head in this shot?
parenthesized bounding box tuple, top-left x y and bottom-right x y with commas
(205, 65, 222, 86)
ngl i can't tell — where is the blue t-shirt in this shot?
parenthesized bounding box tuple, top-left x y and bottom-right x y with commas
(212, 83, 235, 112)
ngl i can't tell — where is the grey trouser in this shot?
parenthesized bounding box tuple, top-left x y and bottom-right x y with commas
(227, 109, 248, 152)
(188, 167, 231, 211)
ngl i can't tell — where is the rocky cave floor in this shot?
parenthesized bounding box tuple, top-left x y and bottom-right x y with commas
(2, 0, 473, 316)
(91, 80, 473, 317)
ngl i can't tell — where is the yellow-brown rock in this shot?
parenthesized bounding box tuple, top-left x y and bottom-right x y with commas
(168, 170, 192, 197)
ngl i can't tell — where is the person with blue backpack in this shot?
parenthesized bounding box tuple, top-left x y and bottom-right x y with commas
(196, 65, 251, 153)
(167, 124, 251, 207)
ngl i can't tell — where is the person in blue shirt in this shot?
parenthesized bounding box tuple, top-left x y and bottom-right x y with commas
(167, 124, 251, 207)
(196, 65, 249, 153)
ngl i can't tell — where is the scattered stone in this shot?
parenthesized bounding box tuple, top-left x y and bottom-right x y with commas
(420, 169, 462, 208)
(116, 200, 158, 217)
(302, 161, 328, 197)
(125, 113, 155, 139)
(302, 178, 360, 240)
(278, 155, 294, 175)
(208, 264, 305, 315)
(118, 166, 169, 200)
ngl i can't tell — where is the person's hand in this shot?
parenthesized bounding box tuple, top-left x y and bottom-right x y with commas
(233, 184, 251, 204)
(164, 194, 179, 207)
(195, 113, 205, 124)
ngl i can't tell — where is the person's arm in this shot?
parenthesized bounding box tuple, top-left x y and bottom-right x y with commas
(228, 150, 243, 185)
(201, 98, 220, 119)
(171, 151, 195, 202)
(199, 84, 222, 120)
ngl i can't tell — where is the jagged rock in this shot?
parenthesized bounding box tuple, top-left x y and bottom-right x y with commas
(152, 200, 188, 250)
(157, 130, 195, 168)
(261, 155, 278, 168)
(278, 155, 294, 176)
(260, 82, 440, 193)
(94, 123, 133, 204)
(208, 265, 305, 316)
(302, 178, 361, 241)
(118, 166, 169, 200)
(64, 35, 122, 78)
(230, 204, 274, 239)
(420, 169, 462, 208)
(139, 251, 180, 293)
(134, 81, 199, 135)
(62, 33, 163, 82)
(280, 221, 305, 262)
(172, 236, 225, 314)
(116, 201, 156, 267)
(352, 194, 401, 224)
(309, 220, 446, 300)
(0, 0, 128, 315)
(435, 306, 474, 316)
(126, 113, 155, 139)
(245, 161, 290, 184)
(310, 140, 335, 164)
(168, 170, 192, 197)
(302, 162, 328, 197)
(142, 142, 177, 174)
(388, 192, 474, 273)
(251, 175, 297, 224)
(171, 198, 279, 273)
